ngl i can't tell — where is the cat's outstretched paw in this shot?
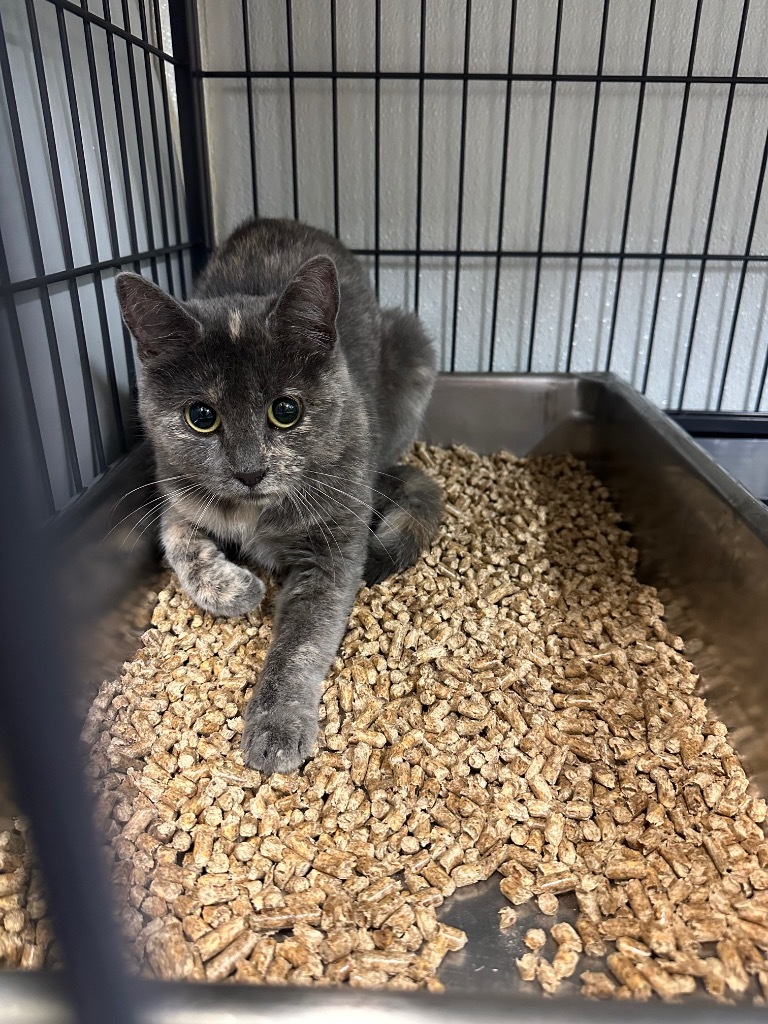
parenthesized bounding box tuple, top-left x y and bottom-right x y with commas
(183, 556, 265, 619)
(241, 697, 317, 774)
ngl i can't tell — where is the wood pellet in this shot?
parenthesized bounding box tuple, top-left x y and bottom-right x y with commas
(2, 443, 768, 1001)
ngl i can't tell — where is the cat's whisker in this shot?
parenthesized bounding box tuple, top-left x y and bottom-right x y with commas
(124, 483, 199, 557)
(297, 487, 349, 583)
(183, 499, 212, 563)
(290, 491, 338, 588)
(322, 463, 406, 485)
(304, 475, 386, 524)
(301, 489, 355, 580)
(107, 474, 186, 520)
(304, 474, 411, 546)
(104, 482, 198, 541)
(118, 484, 203, 551)
(303, 481, 396, 568)
(124, 485, 205, 555)
(308, 470, 423, 531)
(208, 494, 223, 546)
(184, 490, 217, 563)
(128, 503, 170, 558)
(286, 492, 308, 535)
(106, 494, 168, 542)
(301, 486, 352, 545)
(302, 495, 343, 585)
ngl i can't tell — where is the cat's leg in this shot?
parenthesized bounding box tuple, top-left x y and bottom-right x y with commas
(363, 464, 443, 585)
(161, 506, 265, 618)
(363, 308, 443, 584)
(241, 548, 363, 773)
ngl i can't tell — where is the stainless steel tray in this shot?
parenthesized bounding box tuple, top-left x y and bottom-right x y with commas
(4, 373, 768, 1022)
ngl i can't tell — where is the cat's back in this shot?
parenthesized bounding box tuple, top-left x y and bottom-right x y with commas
(194, 219, 371, 303)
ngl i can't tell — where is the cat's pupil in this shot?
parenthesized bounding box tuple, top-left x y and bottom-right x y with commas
(189, 403, 217, 430)
(271, 397, 300, 425)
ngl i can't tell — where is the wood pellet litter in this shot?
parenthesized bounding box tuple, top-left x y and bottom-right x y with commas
(2, 443, 768, 1001)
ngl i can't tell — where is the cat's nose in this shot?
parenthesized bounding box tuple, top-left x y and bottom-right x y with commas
(234, 468, 266, 488)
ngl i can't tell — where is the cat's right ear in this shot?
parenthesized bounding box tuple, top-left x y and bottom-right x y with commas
(267, 255, 340, 351)
(115, 272, 201, 363)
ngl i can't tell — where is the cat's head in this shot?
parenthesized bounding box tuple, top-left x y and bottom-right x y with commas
(116, 256, 356, 505)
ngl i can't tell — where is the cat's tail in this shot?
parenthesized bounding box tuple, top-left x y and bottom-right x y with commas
(363, 464, 443, 586)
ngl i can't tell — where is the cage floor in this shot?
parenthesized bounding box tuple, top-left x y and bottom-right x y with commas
(1, 443, 766, 1003)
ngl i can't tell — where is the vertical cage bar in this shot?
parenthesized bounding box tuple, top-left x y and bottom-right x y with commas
(330, 0, 340, 237)
(604, 0, 656, 372)
(114, 0, 159, 280)
(134, 0, 174, 287)
(285, 0, 299, 220)
(76, 4, 125, 260)
(449, 0, 472, 371)
(101, 1, 142, 256)
(0, 240, 55, 516)
(151, 0, 188, 295)
(565, 0, 610, 371)
(757, 329, 768, 412)
(413, 0, 427, 314)
(676, 0, 751, 409)
(0, 9, 83, 494)
(26, 0, 107, 473)
(169, 0, 213, 271)
(526, 0, 564, 372)
(373, 0, 381, 296)
(56, 6, 127, 451)
(242, 0, 260, 219)
(640, 0, 705, 393)
(488, 0, 517, 373)
(0, 431, 137, 1024)
(718, 127, 768, 410)
(79, 4, 139, 385)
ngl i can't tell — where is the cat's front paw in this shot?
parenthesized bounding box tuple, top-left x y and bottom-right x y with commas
(183, 556, 265, 618)
(241, 696, 318, 774)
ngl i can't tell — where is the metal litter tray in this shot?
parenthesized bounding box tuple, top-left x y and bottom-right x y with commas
(4, 372, 768, 1023)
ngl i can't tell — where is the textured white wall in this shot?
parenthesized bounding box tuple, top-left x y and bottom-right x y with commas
(199, 0, 768, 413)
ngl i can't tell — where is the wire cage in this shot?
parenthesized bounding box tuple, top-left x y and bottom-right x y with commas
(3, 0, 768, 523)
(3, 4, 768, 1021)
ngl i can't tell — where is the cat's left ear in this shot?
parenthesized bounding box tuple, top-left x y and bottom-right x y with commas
(268, 255, 340, 350)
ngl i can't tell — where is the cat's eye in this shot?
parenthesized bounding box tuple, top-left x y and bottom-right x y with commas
(185, 402, 221, 434)
(267, 395, 302, 429)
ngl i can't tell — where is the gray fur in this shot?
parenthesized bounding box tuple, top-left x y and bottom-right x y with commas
(116, 218, 442, 774)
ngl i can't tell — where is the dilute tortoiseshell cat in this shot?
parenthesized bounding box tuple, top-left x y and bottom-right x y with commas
(116, 219, 442, 773)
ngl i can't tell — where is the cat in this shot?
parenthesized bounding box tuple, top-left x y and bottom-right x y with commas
(116, 218, 442, 774)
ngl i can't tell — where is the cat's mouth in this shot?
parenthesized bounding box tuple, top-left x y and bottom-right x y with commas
(232, 482, 284, 506)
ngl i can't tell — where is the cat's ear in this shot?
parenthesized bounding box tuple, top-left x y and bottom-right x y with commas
(115, 272, 201, 363)
(268, 255, 340, 350)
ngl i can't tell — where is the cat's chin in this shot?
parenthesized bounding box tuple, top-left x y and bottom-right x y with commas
(231, 488, 282, 509)
(235, 490, 265, 503)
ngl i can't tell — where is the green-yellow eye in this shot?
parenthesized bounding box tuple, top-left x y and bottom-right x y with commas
(185, 402, 221, 434)
(267, 395, 302, 429)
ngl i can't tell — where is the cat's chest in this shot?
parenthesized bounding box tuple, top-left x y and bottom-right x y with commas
(202, 498, 284, 570)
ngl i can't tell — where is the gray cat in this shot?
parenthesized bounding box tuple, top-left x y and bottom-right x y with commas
(116, 219, 442, 774)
